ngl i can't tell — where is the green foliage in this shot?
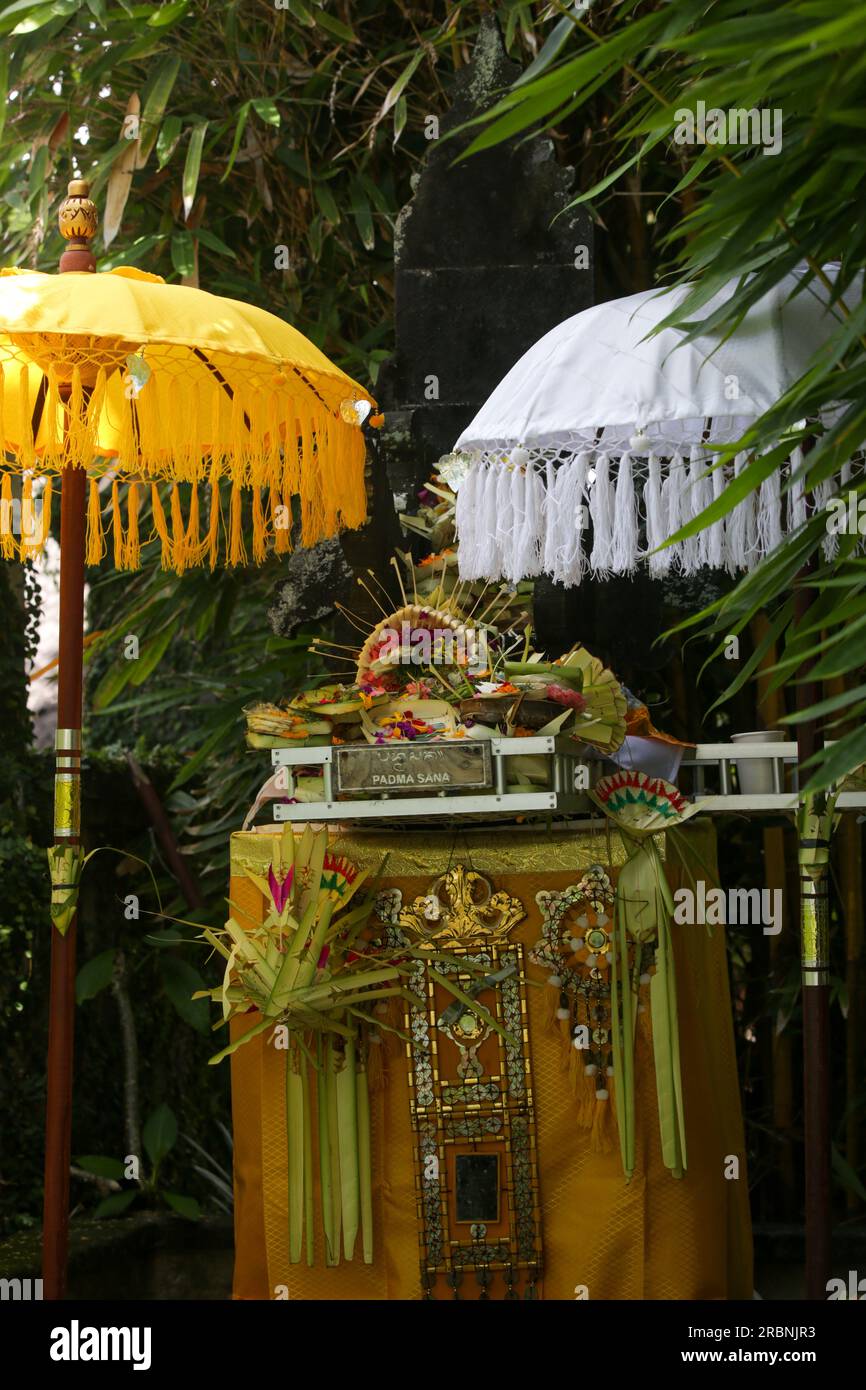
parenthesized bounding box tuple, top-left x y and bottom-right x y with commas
(75, 946, 116, 1003)
(79, 1102, 202, 1220)
(0, 0, 551, 383)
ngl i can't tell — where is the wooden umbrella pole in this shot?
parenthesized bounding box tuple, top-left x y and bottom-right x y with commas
(42, 465, 87, 1300)
(42, 179, 98, 1300)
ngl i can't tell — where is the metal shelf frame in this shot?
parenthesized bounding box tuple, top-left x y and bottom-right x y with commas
(261, 736, 866, 824)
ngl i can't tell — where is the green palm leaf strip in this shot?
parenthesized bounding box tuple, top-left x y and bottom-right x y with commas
(336, 1038, 359, 1261)
(302, 1055, 314, 1266)
(286, 1044, 305, 1264)
(356, 1056, 374, 1264)
(326, 1035, 342, 1265)
(317, 1034, 337, 1265)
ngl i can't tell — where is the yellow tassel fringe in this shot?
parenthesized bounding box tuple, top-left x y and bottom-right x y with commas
(0, 349, 370, 571)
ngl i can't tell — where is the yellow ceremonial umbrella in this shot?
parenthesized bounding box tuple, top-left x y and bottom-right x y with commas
(0, 179, 376, 1298)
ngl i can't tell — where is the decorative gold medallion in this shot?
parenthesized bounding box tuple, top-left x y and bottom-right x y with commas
(398, 864, 525, 948)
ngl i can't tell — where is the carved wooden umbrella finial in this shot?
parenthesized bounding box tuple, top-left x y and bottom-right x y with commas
(58, 177, 97, 272)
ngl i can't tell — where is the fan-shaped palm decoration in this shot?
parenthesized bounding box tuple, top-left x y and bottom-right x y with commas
(590, 771, 702, 1181)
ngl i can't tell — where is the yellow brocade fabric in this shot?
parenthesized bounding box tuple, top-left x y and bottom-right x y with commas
(229, 822, 752, 1300)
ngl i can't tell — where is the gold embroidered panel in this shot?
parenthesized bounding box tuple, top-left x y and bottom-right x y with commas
(375, 866, 543, 1299)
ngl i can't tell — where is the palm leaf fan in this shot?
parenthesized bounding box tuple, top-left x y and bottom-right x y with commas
(590, 771, 699, 1179)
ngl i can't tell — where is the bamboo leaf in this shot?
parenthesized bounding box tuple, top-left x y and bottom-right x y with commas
(182, 119, 208, 220)
(220, 101, 249, 183)
(156, 114, 182, 169)
(147, 0, 189, 27)
(103, 94, 140, 248)
(251, 97, 280, 127)
(137, 53, 181, 167)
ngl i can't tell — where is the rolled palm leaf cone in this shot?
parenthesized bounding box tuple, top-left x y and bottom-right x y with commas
(356, 1047, 374, 1264)
(613, 894, 636, 1179)
(316, 1036, 337, 1263)
(651, 852, 686, 1176)
(326, 1035, 342, 1265)
(336, 1038, 360, 1261)
(302, 1053, 315, 1266)
(651, 916, 685, 1177)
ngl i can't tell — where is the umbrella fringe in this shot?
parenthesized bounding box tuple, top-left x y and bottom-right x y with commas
(0, 358, 369, 565)
(454, 448, 860, 584)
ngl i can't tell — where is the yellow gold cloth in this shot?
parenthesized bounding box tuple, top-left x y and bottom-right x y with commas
(230, 822, 752, 1299)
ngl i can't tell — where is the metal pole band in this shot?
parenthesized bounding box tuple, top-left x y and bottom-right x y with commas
(55, 728, 82, 751)
(53, 773, 80, 840)
(801, 886, 829, 986)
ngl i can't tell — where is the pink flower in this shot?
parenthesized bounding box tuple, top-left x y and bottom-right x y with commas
(546, 684, 587, 712)
(267, 865, 294, 914)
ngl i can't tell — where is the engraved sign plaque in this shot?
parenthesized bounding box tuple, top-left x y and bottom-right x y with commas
(334, 741, 492, 795)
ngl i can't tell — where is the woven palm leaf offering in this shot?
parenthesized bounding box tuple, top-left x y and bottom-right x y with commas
(585, 771, 703, 1182)
(301, 553, 626, 762)
(198, 824, 512, 1265)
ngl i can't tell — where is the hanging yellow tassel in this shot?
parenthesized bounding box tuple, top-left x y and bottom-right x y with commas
(85, 367, 108, 467)
(206, 464, 221, 570)
(117, 370, 139, 472)
(185, 481, 201, 566)
(342, 417, 368, 530)
(125, 482, 140, 570)
(265, 391, 282, 491)
(68, 366, 87, 468)
(252, 486, 266, 564)
(317, 414, 340, 538)
(43, 365, 62, 467)
(0, 473, 16, 559)
(170, 483, 186, 573)
(281, 394, 301, 501)
(246, 386, 266, 491)
(85, 476, 105, 565)
(20, 474, 39, 560)
(150, 483, 172, 570)
(298, 407, 320, 547)
(228, 388, 247, 482)
(111, 480, 124, 569)
(270, 485, 291, 555)
(40, 476, 53, 549)
(228, 478, 246, 567)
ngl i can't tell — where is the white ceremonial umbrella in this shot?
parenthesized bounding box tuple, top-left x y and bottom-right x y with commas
(451, 265, 860, 587)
